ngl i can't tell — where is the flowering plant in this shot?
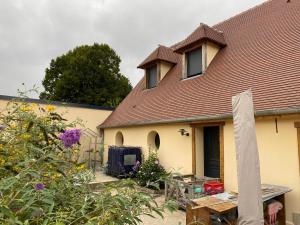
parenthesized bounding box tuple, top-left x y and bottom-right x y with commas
(59, 129, 81, 148)
(136, 150, 168, 188)
(0, 90, 176, 224)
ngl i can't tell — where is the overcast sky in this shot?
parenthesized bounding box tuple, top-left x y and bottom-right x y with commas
(0, 0, 265, 98)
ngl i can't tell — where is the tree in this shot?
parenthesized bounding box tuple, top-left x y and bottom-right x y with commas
(40, 43, 132, 107)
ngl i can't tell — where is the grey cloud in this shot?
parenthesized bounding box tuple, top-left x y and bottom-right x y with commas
(0, 0, 264, 98)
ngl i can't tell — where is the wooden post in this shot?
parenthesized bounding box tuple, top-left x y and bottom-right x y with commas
(192, 127, 196, 175)
(219, 125, 225, 183)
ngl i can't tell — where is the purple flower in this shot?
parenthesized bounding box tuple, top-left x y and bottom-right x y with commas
(35, 183, 45, 191)
(132, 160, 140, 171)
(59, 129, 81, 148)
(0, 125, 5, 131)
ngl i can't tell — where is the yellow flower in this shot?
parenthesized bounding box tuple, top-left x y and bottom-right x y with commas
(0, 158, 5, 166)
(46, 105, 55, 112)
(20, 133, 31, 140)
(31, 103, 38, 108)
(20, 106, 32, 112)
(76, 164, 85, 170)
(51, 173, 62, 179)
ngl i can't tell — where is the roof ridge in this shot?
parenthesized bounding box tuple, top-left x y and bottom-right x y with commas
(156, 45, 161, 58)
(202, 23, 207, 36)
(213, 0, 273, 28)
(170, 0, 272, 49)
(200, 23, 224, 34)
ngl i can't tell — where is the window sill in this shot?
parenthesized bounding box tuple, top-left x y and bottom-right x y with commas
(181, 73, 204, 81)
(143, 86, 157, 91)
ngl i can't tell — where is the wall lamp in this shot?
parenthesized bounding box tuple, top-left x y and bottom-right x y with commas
(178, 128, 189, 136)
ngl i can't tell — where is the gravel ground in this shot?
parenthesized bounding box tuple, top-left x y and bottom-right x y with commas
(94, 170, 119, 183)
(141, 196, 186, 225)
(93, 171, 186, 224)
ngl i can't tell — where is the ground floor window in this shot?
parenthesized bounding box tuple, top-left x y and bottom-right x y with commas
(147, 131, 160, 150)
(115, 131, 124, 146)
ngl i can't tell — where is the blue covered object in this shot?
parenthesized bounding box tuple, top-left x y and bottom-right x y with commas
(106, 146, 142, 177)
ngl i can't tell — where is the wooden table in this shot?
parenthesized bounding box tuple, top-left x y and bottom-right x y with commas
(186, 196, 237, 225)
(186, 193, 287, 225)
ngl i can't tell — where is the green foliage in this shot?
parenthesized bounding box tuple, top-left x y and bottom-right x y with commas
(136, 151, 168, 188)
(40, 43, 132, 107)
(98, 144, 105, 167)
(0, 92, 176, 224)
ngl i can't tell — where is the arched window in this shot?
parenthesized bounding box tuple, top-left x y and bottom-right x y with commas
(115, 131, 124, 146)
(147, 131, 160, 150)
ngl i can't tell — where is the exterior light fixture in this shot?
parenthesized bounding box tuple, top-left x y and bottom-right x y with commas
(178, 128, 189, 136)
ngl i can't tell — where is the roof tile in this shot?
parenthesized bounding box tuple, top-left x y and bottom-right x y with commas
(101, 0, 300, 128)
(137, 45, 179, 69)
(174, 23, 226, 53)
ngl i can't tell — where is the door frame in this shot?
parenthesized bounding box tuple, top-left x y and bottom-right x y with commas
(191, 122, 225, 182)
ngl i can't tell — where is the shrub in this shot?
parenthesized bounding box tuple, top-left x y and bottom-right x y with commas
(136, 150, 168, 188)
(0, 91, 176, 225)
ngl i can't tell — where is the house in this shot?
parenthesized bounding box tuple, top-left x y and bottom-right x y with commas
(99, 0, 300, 223)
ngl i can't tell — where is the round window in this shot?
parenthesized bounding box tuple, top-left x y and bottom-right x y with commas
(147, 131, 160, 150)
(155, 133, 160, 149)
(115, 131, 124, 146)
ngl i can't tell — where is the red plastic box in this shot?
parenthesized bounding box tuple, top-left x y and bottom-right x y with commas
(204, 181, 224, 195)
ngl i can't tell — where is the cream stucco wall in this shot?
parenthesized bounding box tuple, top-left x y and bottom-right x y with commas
(206, 42, 220, 68)
(0, 99, 112, 134)
(0, 98, 112, 162)
(159, 61, 173, 81)
(195, 127, 204, 176)
(104, 116, 300, 223)
(224, 117, 300, 223)
(104, 124, 193, 174)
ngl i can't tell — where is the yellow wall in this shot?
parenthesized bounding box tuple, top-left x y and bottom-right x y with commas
(104, 124, 193, 174)
(0, 98, 112, 163)
(195, 127, 204, 176)
(159, 61, 173, 81)
(224, 117, 300, 224)
(104, 116, 300, 223)
(0, 99, 112, 134)
(206, 42, 220, 68)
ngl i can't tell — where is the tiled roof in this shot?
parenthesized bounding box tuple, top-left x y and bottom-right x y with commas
(137, 45, 179, 69)
(174, 23, 226, 53)
(100, 0, 300, 128)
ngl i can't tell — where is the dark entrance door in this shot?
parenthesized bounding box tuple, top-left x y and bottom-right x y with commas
(204, 126, 220, 178)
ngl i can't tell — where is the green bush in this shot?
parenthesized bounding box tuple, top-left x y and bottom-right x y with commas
(136, 151, 168, 188)
(0, 91, 176, 225)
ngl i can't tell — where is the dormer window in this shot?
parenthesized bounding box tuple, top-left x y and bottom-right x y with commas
(137, 45, 178, 90)
(186, 47, 202, 78)
(146, 65, 158, 89)
(174, 23, 226, 79)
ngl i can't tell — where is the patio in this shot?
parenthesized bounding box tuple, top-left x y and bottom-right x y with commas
(92, 171, 186, 224)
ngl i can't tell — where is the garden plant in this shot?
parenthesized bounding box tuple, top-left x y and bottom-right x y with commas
(135, 149, 169, 189)
(0, 91, 176, 225)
